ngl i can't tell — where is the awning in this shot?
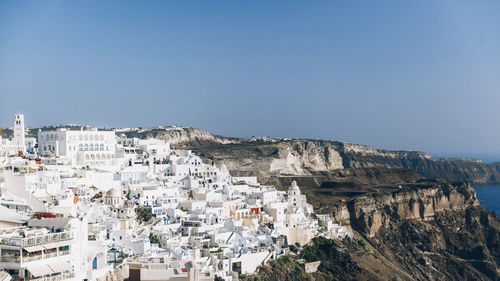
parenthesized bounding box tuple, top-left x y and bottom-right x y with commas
(27, 264, 53, 277)
(42, 240, 72, 249)
(48, 260, 72, 272)
(24, 245, 44, 252)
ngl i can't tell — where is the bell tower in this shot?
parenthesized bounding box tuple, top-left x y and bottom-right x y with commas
(13, 114, 25, 147)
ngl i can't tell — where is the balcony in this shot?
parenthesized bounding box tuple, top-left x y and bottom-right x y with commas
(22, 232, 73, 247)
(0, 256, 20, 263)
(29, 272, 75, 281)
(0, 232, 73, 248)
(23, 250, 71, 263)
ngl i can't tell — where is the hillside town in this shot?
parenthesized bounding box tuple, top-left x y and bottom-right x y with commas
(0, 114, 352, 281)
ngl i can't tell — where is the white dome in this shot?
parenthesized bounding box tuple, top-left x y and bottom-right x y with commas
(289, 181, 300, 190)
(107, 187, 121, 198)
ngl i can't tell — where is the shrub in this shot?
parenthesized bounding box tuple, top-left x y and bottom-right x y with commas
(135, 206, 153, 222)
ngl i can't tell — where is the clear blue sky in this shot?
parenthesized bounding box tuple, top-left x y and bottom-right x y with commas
(1, 1, 499, 155)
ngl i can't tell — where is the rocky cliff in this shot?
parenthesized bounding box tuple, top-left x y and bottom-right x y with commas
(181, 138, 500, 184)
(244, 179, 500, 280)
(113, 127, 500, 184)
(338, 181, 480, 237)
(334, 181, 500, 280)
(115, 127, 242, 146)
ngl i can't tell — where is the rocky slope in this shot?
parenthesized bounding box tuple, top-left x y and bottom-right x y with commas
(182, 138, 500, 184)
(244, 179, 500, 280)
(118, 127, 242, 146)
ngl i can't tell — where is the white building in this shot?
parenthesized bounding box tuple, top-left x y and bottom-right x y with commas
(0, 114, 354, 281)
(0, 227, 75, 280)
(0, 114, 28, 157)
(38, 128, 116, 167)
(12, 115, 25, 150)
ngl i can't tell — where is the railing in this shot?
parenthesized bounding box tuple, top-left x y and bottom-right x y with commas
(44, 252, 58, 259)
(23, 255, 41, 262)
(22, 251, 71, 263)
(0, 232, 73, 247)
(21, 232, 73, 247)
(60, 250, 70, 256)
(29, 272, 75, 281)
(1, 256, 20, 263)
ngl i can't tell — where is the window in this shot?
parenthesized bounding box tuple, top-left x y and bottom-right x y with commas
(84, 144, 88, 151)
(89, 144, 94, 151)
(79, 144, 83, 151)
(100, 144, 104, 151)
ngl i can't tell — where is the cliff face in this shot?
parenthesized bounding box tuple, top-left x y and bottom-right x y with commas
(190, 140, 344, 177)
(183, 138, 500, 184)
(335, 181, 500, 280)
(339, 143, 500, 184)
(338, 182, 479, 237)
(350, 182, 500, 280)
(245, 180, 500, 281)
(120, 127, 241, 146)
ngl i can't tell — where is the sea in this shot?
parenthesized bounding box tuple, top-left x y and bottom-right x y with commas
(432, 153, 500, 214)
(474, 184, 500, 214)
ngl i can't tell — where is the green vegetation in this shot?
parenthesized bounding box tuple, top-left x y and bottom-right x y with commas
(135, 206, 153, 222)
(310, 213, 325, 229)
(149, 233, 161, 247)
(90, 192, 102, 202)
(233, 180, 247, 185)
(242, 255, 307, 281)
(210, 247, 223, 253)
(241, 237, 360, 281)
(214, 275, 225, 281)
